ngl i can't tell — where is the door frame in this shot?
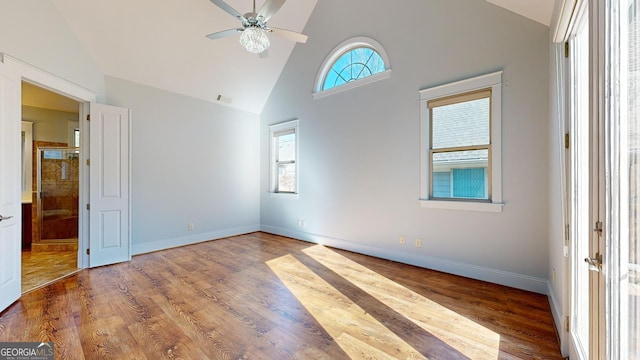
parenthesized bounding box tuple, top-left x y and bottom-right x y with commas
(3, 54, 95, 268)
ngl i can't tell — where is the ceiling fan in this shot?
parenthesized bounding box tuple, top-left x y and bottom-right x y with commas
(206, 0, 308, 54)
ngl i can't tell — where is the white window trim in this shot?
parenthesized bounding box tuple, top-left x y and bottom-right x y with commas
(419, 71, 504, 212)
(67, 120, 80, 147)
(269, 119, 299, 199)
(21, 121, 33, 203)
(313, 36, 391, 100)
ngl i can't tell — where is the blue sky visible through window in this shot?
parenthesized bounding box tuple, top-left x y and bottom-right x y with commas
(323, 47, 385, 91)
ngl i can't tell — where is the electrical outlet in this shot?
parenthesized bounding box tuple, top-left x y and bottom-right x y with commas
(415, 239, 422, 248)
(399, 236, 406, 245)
(297, 220, 306, 228)
(188, 223, 194, 231)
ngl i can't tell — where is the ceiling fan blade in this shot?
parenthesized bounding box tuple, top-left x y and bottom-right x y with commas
(257, 0, 286, 22)
(206, 28, 241, 40)
(269, 28, 308, 43)
(209, 0, 246, 21)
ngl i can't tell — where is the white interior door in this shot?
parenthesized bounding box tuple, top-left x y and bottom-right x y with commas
(568, 8, 592, 358)
(88, 103, 131, 268)
(0, 60, 22, 312)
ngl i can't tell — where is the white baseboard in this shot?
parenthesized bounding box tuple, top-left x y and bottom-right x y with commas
(547, 281, 569, 357)
(261, 225, 549, 294)
(132, 224, 261, 255)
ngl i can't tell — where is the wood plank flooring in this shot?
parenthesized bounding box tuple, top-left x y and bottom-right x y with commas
(0, 232, 562, 359)
(21, 249, 78, 293)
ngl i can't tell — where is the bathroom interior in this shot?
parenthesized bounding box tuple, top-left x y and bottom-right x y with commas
(21, 81, 81, 293)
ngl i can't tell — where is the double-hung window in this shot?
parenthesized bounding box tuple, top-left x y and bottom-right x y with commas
(419, 72, 503, 212)
(430, 89, 491, 200)
(270, 120, 299, 198)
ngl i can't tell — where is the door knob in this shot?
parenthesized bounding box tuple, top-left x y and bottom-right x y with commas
(584, 252, 603, 272)
(0, 214, 14, 222)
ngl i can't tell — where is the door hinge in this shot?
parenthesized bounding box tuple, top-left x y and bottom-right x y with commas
(564, 41, 570, 58)
(565, 133, 570, 149)
(563, 224, 570, 257)
(86, 203, 90, 211)
(86, 114, 90, 121)
(86, 159, 90, 166)
(86, 248, 90, 255)
(594, 221, 603, 236)
(564, 316, 570, 332)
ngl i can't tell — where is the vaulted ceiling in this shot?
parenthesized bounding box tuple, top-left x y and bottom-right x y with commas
(48, 0, 555, 114)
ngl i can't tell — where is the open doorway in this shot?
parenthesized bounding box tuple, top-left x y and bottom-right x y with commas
(21, 81, 81, 293)
(1, 55, 130, 311)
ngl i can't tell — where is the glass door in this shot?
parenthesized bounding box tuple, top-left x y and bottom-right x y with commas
(567, 1, 639, 358)
(626, 2, 640, 357)
(608, 0, 640, 358)
(36, 147, 80, 244)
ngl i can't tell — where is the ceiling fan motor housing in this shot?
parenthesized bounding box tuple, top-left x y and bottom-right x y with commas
(242, 12, 265, 28)
(206, 0, 308, 48)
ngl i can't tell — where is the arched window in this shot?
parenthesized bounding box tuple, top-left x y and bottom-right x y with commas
(322, 47, 385, 90)
(313, 37, 391, 99)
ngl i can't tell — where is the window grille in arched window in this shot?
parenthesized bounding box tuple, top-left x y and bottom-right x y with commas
(322, 47, 386, 90)
(313, 37, 391, 99)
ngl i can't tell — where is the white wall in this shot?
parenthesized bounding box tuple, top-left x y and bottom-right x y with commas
(22, 106, 78, 144)
(105, 77, 261, 254)
(261, 0, 551, 293)
(0, 0, 105, 99)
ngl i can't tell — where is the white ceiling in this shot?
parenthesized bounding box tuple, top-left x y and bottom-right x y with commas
(50, 0, 317, 114)
(486, 0, 556, 26)
(23, 82, 79, 113)
(48, 0, 554, 114)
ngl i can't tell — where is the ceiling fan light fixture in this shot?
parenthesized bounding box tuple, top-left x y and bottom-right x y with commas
(239, 27, 270, 54)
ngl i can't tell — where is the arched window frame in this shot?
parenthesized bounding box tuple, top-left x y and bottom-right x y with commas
(313, 37, 391, 100)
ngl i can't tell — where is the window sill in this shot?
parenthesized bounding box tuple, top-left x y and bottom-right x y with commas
(419, 199, 504, 213)
(269, 192, 299, 199)
(312, 70, 391, 100)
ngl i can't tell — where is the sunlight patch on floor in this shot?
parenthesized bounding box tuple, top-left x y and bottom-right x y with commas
(266, 254, 427, 360)
(302, 245, 501, 359)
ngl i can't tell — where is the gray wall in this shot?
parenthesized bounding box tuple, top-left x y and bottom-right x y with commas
(261, 0, 551, 292)
(105, 77, 261, 253)
(2, 0, 554, 294)
(1, 1, 261, 255)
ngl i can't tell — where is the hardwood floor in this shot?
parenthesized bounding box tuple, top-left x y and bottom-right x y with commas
(21, 249, 78, 293)
(0, 232, 562, 359)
